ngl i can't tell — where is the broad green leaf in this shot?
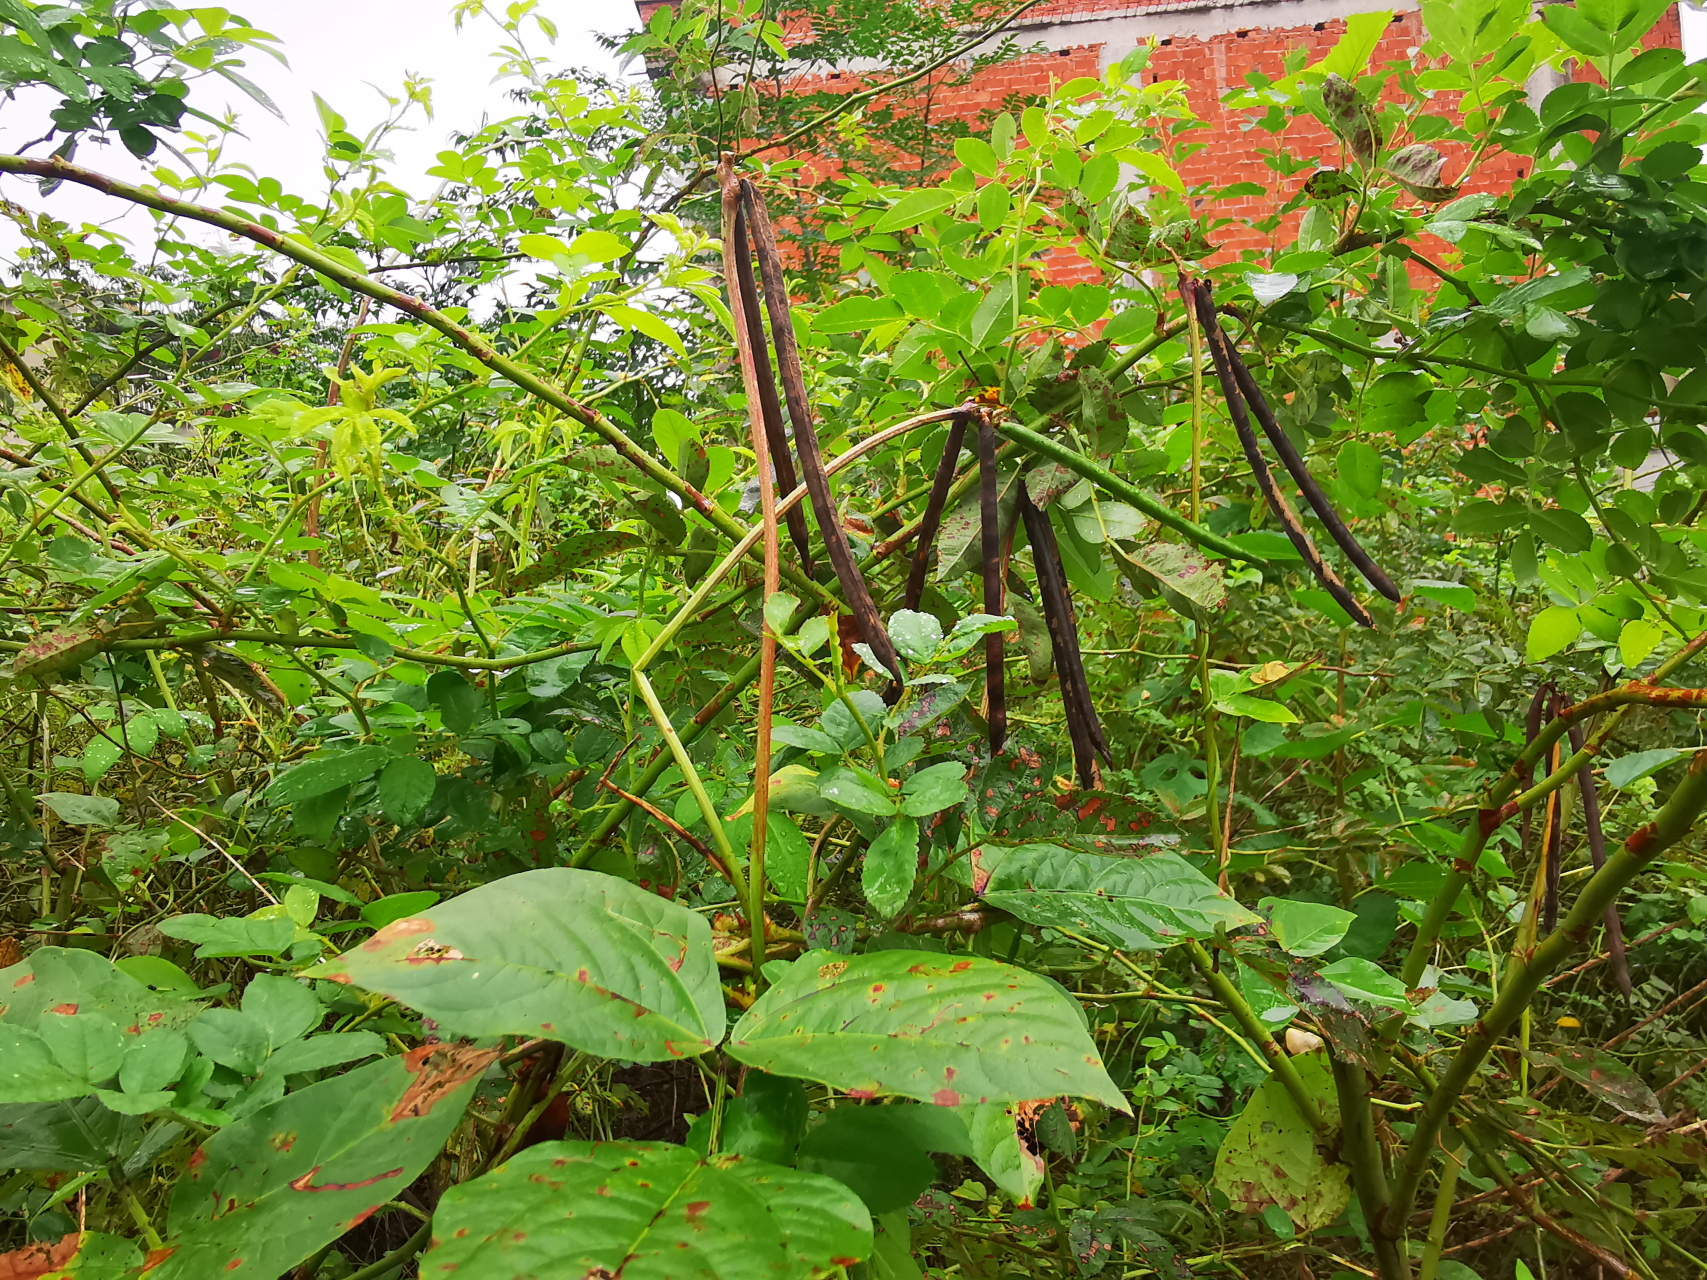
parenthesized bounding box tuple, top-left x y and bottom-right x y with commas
(1317, 957, 1409, 1009)
(377, 756, 436, 826)
(798, 1104, 970, 1214)
(570, 229, 628, 262)
(862, 816, 919, 918)
(1620, 616, 1665, 667)
(728, 950, 1128, 1110)
(813, 296, 905, 334)
(83, 736, 121, 783)
(1212, 1052, 1347, 1231)
(309, 869, 725, 1059)
(427, 671, 484, 734)
(817, 766, 897, 816)
(0, 1027, 92, 1103)
(1605, 747, 1690, 789)
(973, 846, 1258, 949)
(38, 1011, 124, 1086)
(954, 136, 1000, 177)
(888, 610, 944, 663)
(899, 761, 968, 817)
(423, 1140, 871, 1280)
(158, 915, 296, 960)
(1526, 605, 1581, 662)
(957, 1102, 1045, 1205)
(875, 186, 960, 231)
(1215, 693, 1299, 724)
(119, 1030, 189, 1096)
(37, 793, 120, 828)
(361, 891, 439, 928)
(147, 1045, 492, 1280)
(766, 813, 813, 901)
(264, 745, 390, 806)
(1411, 578, 1475, 611)
(1337, 440, 1383, 499)
(1263, 898, 1357, 957)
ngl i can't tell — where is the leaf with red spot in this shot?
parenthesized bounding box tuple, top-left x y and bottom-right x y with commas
(142, 1045, 491, 1280)
(1522, 1046, 1666, 1123)
(971, 843, 1257, 950)
(966, 732, 1179, 851)
(727, 951, 1128, 1111)
(306, 868, 724, 1061)
(0, 1230, 138, 1279)
(423, 1140, 871, 1279)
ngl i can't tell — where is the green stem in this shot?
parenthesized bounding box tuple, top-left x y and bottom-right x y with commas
(1416, 1131, 1464, 1280)
(631, 667, 744, 900)
(1184, 938, 1325, 1134)
(1331, 1054, 1410, 1280)
(342, 1219, 433, 1280)
(994, 419, 1262, 564)
(1382, 750, 1707, 1237)
(118, 1184, 163, 1250)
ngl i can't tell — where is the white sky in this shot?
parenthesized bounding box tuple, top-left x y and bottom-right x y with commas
(0, 0, 644, 249)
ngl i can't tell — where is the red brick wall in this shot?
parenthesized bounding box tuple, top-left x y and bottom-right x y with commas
(638, 2, 1684, 271)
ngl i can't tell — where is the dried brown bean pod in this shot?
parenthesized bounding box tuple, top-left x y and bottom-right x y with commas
(1184, 276, 1374, 630)
(1568, 715, 1633, 996)
(1205, 288, 1399, 602)
(904, 411, 971, 611)
(1520, 680, 1552, 859)
(977, 411, 1007, 754)
(1019, 479, 1107, 788)
(730, 201, 815, 576)
(742, 179, 904, 683)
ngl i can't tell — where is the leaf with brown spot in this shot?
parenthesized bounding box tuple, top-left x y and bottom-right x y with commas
(142, 1050, 482, 1280)
(728, 950, 1128, 1110)
(425, 1140, 870, 1280)
(306, 868, 723, 1060)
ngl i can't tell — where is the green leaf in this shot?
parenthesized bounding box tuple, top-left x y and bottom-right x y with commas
(147, 1046, 492, 1280)
(1263, 899, 1357, 957)
(0, 1027, 92, 1103)
(157, 915, 296, 961)
(817, 766, 897, 816)
(514, 531, 643, 589)
(1411, 578, 1475, 611)
(360, 891, 439, 929)
(119, 1030, 189, 1096)
(37, 793, 120, 828)
(377, 757, 437, 826)
(423, 1140, 871, 1280)
(1525, 605, 1581, 662)
(1215, 693, 1299, 724)
(1337, 440, 1383, 500)
(875, 186, 960, 231)
(888, 610, 943, 663)
(765, 813, 813, 901)
(1620, 617, 1665, 667)
(862, 817, 919, 918)
(308, 869, 725, 1060)
(427, 671, 485, 734)
(954, 136, 1000, 177)
(38, 1010, 124, 1085)
(898, 761, 968, 817)
(570, 229, 628, 262)
(957, 1103, 1045, 1204)
(651, 406, 699, 462)
(265, 746, 390, 806)
(798, 1104, 970, 1213)
(1605, 747, 1690, 789)
(1540, 3, 1619, 56)
(813, 295, 906, 334)
(83, 736, 122, 783)
(1212, 1052, 1347, 1231)
(974, 846, 1258, 949)
(1317, 957, 1409, 1009)
(1113, 542, 1227, 626)
(727, 950, 1129, 1110)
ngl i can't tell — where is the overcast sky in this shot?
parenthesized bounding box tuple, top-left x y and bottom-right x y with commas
(0, 0, 644, 250)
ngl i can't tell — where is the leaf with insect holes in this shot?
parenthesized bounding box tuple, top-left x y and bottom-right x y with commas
(513, 531, 643, 589)
(727, 950, 1128, 1110)
(1213, 1051, 1347, 1232)
(145, 1046, 492, 1280)
(306, 869, 724, 1060)
(423, 1140, 871, 1280)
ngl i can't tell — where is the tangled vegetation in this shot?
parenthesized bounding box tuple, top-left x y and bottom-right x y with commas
(3, 0, 1707, 1277)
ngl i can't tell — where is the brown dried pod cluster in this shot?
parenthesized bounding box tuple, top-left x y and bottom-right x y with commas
(1181, 275, 1398, 629)
(731, 180, 903, 685)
